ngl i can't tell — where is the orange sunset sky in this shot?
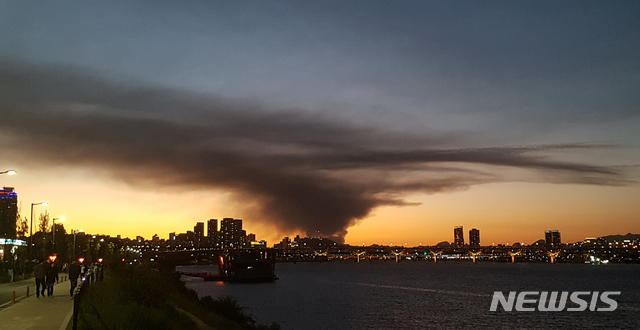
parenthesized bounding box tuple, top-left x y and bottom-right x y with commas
(3, 166, 639, 246)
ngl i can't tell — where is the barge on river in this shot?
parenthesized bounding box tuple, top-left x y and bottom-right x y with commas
(180, 249, 277, 283)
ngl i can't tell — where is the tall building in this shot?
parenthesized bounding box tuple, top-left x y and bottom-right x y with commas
(194, 222, 205, 247)
(545, 230, 561, 246)
(194, 222, 205, 239)
(220, 218, 234, 243)
(277, 237, 292, 249)
(469, 228, 480, 247)
(220, 218, 244, 249)
(207, 219, 218, 237)
(207, 219, 219, 247)
(234, 219, 244, 247)
(240, 229, 247, 248)
(246, 233, 256, 242)
(0, 187, 17, 239)
(454, 226, 464, 246)
(553, 231, 561, 245)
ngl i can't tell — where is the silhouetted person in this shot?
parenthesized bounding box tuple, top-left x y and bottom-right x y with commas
(45, 262, 59, 297)
(91, 263, 97, 283)
(33, 261, 46, 298)
(98, 263, 105, 282)
(68, 261, 81, 297)
(80, 263, 86, 279)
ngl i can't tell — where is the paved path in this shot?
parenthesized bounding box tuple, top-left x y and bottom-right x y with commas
(0, 277, 34, 305)
(0, 278, 73, 330)
(0, 274, 70, 305)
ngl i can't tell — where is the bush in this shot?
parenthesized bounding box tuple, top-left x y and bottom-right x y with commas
(78, 267, 196, 330)
(77, 265, 281, 330)
(199, 295, 281, 330)
(200, 295, 255, 325)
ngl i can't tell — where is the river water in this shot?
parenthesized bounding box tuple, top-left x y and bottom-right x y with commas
(180, 261, 640, 329)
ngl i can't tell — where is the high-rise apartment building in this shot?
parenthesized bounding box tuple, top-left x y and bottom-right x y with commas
(194, 222, 205, 239)
(194, 222, 205, 247)
(0, 187, 18, 239)
(207, 219, 219, 248)
(545, 230, 561, 246)
(220, 218, 244, 249)
(454, 226, 464, 246)
(469, 228, 480, 247)
(553, 230, 561, 245)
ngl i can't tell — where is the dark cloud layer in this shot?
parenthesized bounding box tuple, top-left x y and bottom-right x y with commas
(0, 62, 632, 240)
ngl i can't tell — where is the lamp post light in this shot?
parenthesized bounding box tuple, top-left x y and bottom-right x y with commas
(30, 202, 48, 260)
(0, 170, 17, 175)
(52, 217, 65, 254)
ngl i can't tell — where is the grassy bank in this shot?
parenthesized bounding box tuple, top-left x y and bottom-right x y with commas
(77, 265, 280, 330)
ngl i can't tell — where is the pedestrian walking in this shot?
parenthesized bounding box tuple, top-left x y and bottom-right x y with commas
(33, 261, 46, 298)
(45, 262, 59, 297)
(80, 263, 86, 280)
(68, 261, 81, 297)
(91, 263, 98, 282)
(98, 263, 105, 282)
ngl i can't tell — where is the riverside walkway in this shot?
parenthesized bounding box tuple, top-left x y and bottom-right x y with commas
(0, 275, 73, 330)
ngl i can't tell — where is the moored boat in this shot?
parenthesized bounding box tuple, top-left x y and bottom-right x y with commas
(219, 249, 278, 282)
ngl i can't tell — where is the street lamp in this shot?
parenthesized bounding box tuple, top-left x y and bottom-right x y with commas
(30, 202, 48, 260)
(0, 170, 17, 175)
(52, 217, 65, 254)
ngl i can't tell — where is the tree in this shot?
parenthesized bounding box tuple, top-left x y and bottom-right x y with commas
(14, 201, 23, 238)
(38, 211, 50, 233)
(11, 246, 29, 275)
(16, 217, 28, 238)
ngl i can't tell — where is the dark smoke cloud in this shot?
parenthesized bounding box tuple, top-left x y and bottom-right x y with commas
(0, 62, 633, 241)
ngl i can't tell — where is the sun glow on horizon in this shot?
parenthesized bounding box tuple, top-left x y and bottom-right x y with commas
(5, 168, 638, 245)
